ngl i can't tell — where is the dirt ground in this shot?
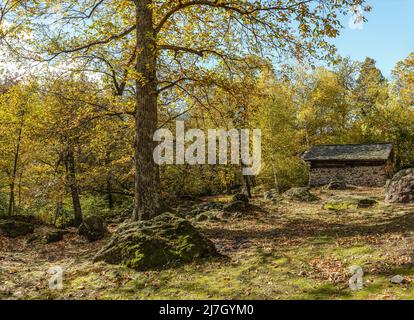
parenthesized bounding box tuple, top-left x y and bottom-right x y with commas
(2, 187, 414, 300)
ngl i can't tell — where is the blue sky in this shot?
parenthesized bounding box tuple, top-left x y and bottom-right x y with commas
(332, 0, 414, 78)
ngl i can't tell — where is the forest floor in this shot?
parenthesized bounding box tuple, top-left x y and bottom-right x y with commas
(3, 187, 414, 300)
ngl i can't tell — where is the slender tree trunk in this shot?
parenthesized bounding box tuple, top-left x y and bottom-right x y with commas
(53, 199, 63, 226)
(107, 177, 114, 209)
(8, 122, 23, 216)
(271, 161, 279, 193)
(132, 0, 160, 221)
(105, 152, 114, 210)
(241, 165, 252, 198)
(65, 145, 83, 226)
(17, 170, 22, 212)
(8, 185, 15, 217)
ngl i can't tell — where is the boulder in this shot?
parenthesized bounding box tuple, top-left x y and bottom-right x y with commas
(182, 202, 224, 217)
(263, 189, 281, 203)
(9, 214, 37, 224)
(0, 220, 34, 238)
(325, 180, 347, 190)
(284, 187, 318, 202)
(78, 216, 106, 241)
(389, 275, 406, 285)
(385, 168, 414, 203)
(196, 213, 209, 222)
(222, 193, 250, 214)
(232, 193, 249, 204)
(223, 201, 248, 213)
(93, 212, 217, 270)
(357, 198, 377, 208)
(42, 230, 65, 244)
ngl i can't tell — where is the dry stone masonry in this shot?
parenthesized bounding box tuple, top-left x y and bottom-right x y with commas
(302, 143, 395, 187)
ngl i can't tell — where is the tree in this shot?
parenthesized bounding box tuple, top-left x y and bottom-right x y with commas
(392, 52, 414, 107)
(0, 81, 44, 216)
(353, 57, 388, 116)
(16, 0, 369, 220)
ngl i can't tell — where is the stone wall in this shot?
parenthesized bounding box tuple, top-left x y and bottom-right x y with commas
(309, 165, 389, 187)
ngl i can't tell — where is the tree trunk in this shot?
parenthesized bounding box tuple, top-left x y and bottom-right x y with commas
(8, 122, 23, 216)
(17, 170, 23, 212)
(271, 161, 279, 193)
(107, 177, 114, 209)
(65, 145, 83, 226)
(132, 0, 160, 221)
(53, 199, 63, 226)
(105, 152, 114, 210)
(8, 185, 15, 217)
(241, 165, 252, 198)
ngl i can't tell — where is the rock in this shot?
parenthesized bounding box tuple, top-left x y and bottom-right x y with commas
(9, 214, 37, 224)
(223, 200, 247, 213)
(195, 211, 223, 222)
(93, 212, 217, 270)
(284, 187, 318, 202)
(187, 208, 202, 217)
(78, 216, 106, 241)
(26, 234, 39, 243)
(43, 230, 65, 244)
(389, 275, 405, 284)
(325, 180, 347, 190)
(385, 168, 414, 203)
(222, 194, 250, 214)
(357, 198, 377, 208)
(232, 193, 249, 204)
(196, 213, 209, 222)
(323, 196, 377, 211)
(0, 220, 34, 238)
(182, 202, 224, 217)
(263, 189, 281, 203)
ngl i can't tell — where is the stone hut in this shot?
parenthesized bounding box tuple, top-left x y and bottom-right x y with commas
(302, 143, 395, 187)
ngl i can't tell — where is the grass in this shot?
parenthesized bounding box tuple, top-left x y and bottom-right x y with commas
(3, 186, 414, 299)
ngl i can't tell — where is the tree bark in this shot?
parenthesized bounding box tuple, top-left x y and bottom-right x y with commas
(107, 177, 114, 209)
(132, 0, 160, 221)
(17, 170, 22, 212)
(65, 145, 83, 226)
(241, 170, 252, 198)
(105, 152, 114, 209)
(271, 160, 279, 193)
(8, 120, 23, 216)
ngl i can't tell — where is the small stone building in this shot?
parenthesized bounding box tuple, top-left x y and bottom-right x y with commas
(302, 143, 395, 187)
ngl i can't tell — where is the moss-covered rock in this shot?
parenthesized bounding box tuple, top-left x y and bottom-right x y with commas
(9, 214, 37, 224)
(195, 211, 223, 221)
(78, 216, 106, 242)
(93, 212, 217, 270)
(196, 213, 209, 222)
(223, 201, 248, 213)
(356, 198, 377, 208)
(322, 199, 356, 211)
(232, 193, 249, 204)
(284, 187, 318, 202)
(322, 196, 377, 211)
(42, 230, 66, 244)
(263, 189, 281, 203)
(0, 220, 34, 238)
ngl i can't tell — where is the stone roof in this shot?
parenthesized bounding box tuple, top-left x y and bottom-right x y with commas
(302, 143, 393, 162)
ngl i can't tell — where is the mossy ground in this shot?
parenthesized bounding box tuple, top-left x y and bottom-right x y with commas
(2, 187, 414, 300)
